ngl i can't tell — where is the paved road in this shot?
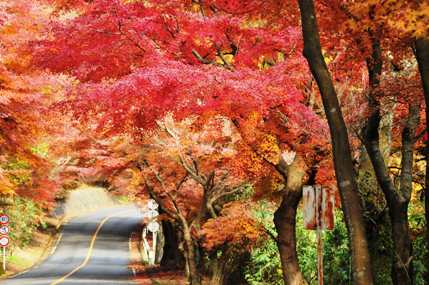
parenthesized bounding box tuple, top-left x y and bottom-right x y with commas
(2, 205, 141, 285)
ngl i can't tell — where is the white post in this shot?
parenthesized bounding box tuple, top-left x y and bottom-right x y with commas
(2, 247, 6, 272)
(152, 231, 157, 264)
(142, 229, 151, 265)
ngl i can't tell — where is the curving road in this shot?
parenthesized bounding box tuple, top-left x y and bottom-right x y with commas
(2, 205, 142, 285)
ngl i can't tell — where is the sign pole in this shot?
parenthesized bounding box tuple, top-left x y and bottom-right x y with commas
(303, 185, 334, 285)
(314, 185, 323, 285)
(152, 231, 157, 265)
(316, 226, 324, 285)
(2, 246, 5, 272)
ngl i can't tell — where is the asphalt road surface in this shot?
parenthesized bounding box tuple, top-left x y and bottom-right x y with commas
(2, 205, 141, 285)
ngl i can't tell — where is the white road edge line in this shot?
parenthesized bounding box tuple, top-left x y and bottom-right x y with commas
(4, 232, 64, 279)
(51, 207, 138, 284)
(129, 233, 136, 277)
(51, 233, 63, 255)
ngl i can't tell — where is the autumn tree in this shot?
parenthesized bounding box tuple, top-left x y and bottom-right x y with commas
(30, 1, 330, 284)
(294, 1, 374, 283)
(312, 2, 429, 283)
(415, 31, 429, 277)
(0, 0, 77, 204)
(138, 117, 265, 285)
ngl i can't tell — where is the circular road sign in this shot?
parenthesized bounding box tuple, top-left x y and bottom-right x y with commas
(0, 235, 9, 247)
(144, 210, 159, 219)
(147, 199, 159, 210)
(0, 214, 9, 225)
(147, 221, 160, 233)
(0, 225, 8, 235)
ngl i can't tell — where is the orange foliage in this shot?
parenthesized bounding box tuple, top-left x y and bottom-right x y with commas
(201, 201, 263, 251)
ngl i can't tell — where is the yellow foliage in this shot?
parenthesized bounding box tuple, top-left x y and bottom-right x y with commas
(248, 152, 262, 172)
(1, 24, 18, 36)
(130, 168, 143, 188)
(277, 52, 285, 62)
(344, 1, 429, 38)
(0, 171, 15, 195)
(40, 85, 54, 96)
(241, 17, 268, 29)
(257, 134, 280, 165)
(215, 53, 234, 65)
(191, 2, 201, 13)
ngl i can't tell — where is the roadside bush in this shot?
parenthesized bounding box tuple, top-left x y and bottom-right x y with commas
(245, 202, 350, 285)
(4, 197, 45, 251)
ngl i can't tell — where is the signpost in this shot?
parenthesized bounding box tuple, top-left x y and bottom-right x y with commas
(0, 225, 8, 235)
(303, 185, 335, 285)
(147, 199, 159, 210)
(0, 214, 9, 272)
(144, 210, 159, 219)
(0, 214, 9, 224)
(141, 200, 160, 265)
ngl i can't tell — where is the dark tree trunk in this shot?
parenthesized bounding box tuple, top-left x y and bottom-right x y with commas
(161, 220, 185, 269)
(390, 203, 413, 285)
(225, 251, 249, 285)
(362, 37, 416, 285)
(357, 103, 394, 284)
(274, 192, 307, 285)
(209, 258, 227, 285)
(207, 249, 246, 285)
(415, 37, 429, 281)
(297, 1, 374, 284)
(274, 156, 308, 285)
(396, 103, 419, 284)
(363, 101, 419, 285)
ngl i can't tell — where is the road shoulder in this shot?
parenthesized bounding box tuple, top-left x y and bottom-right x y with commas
(0, 217, 62, 279)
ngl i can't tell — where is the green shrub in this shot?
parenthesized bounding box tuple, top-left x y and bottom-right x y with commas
(412, 235, 427, 285)
(245, 202, 350, 285)
(3, 197, 45, 250)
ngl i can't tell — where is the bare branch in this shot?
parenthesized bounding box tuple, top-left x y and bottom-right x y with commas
(192, 49, 213, 64)
(179, 154, 206, 185)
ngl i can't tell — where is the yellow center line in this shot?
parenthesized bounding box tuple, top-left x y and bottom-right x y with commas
(50, 215, 112, 285)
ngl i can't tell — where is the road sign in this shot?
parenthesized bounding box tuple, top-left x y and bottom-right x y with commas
(147, 221, 160, 233)
(302, 185, 335, 285)
(144, 210, 159, 219)
(0, 236, 9, 247)
(303, 185, 334, 231)
(147, 199, 159, 210)
(1, 236, 6, 271)
(0, 226, 8, 235)
(0, 214, 9, 225)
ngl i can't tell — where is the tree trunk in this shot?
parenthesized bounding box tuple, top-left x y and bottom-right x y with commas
(161, 220, 185, 269)
(182, 224, 201, 285)
(208, 258, 226, 285)
(360, 142, 413, 284)
(274, 192, 307, 285)
(358, 136, 394, 284)
(357, 35, 394, 284)
(390, 203, 413, 284)
(363, 101, 419, 285)
(397, 103, 419, 284)
(362, 36, 416, 284)
(297, 1, 374, 284)
(274, 155, 308, 285)
(414, 37, 429, 281)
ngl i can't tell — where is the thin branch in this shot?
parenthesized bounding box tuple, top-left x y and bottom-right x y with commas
(176, 174, 189, 191)
(210, 184, 246, 205)
(214, 44, 233, 70)
(117, 20, 146, 54)
(178, 154, 206, 185)
(192, 49, 213, 64)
